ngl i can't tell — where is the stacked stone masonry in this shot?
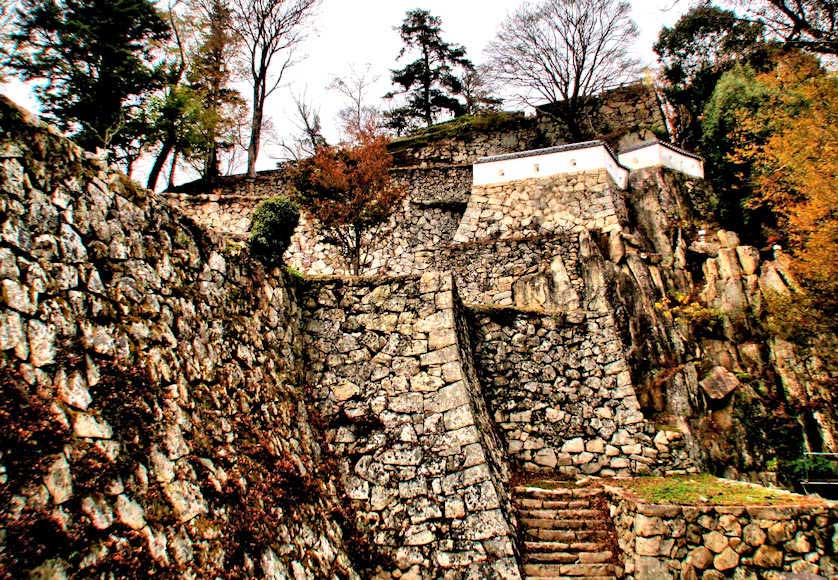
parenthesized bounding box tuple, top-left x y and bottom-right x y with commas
(286, 165, 471, 276)
(160, 191, 265, 236)
(300, 273, 521, 579)
(607, 487, 838, 580)
(472, 308, 674, 477)
(4, 85, 837, 580)
(454, 170, 627, 244)
(0, 98, 358, 578)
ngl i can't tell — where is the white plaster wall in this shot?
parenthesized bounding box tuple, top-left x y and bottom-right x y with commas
(619, 143, 704, 179)
(473, 145, 629, 189)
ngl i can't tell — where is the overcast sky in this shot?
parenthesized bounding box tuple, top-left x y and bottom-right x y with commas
(1, 0, 690, 182)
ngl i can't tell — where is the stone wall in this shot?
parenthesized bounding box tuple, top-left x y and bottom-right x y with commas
(0, 97, 358, 578)
(392, 165, 472, 206)
(470, 306, 658, 477)
(159, 192, 264, 237)
(433, 234, 582, 310)
(538, 82, 668, 151)
(454, 170, 627, 244)
(389, 82, 669, 168)
(300, 272, 521, 579)
(285, 166, 470, 276)
(388, 117, 540, 167)
(162, 164, 473, 277)
(169, 168, 288, 198)
(462, 230, 698, 478)
(607, 487, 838, 580)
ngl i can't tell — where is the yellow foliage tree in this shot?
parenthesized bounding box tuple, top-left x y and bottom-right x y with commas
(730, 51, 838, 316)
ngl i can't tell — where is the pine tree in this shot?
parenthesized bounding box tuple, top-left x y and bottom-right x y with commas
(385, 9, 473, 128)
(6, 0, 170, 153)
(187, 0, 245, 182)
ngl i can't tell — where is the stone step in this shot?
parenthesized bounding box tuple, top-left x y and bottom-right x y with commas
(513, 485, 574, 498)
(520, 517, 605, 530)
(518, 508, 604, 520)
(513, 486, 603, 500)
(524, 529, 611, 543)
(515, 498, 591, 510)
(524, 541, 610, 554)
(523, 563, 616, 577)
(526, 551, 613, 564)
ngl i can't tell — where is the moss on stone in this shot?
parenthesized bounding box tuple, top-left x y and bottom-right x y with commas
(388, 111, 531, 151)
(615, 474, 825, 506)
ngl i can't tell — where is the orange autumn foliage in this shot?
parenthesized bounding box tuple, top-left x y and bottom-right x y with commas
(730, 51, 838, 308)
(290, 124, 405, 275)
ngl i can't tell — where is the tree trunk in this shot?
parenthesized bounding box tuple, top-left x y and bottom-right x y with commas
(351, 224, 362, 276)
(247, 82, 265, 178)
(204, 144, 220, 183)
(147, 142, 174, 191)
(167, 149, 179, 190)
(423, 46, 432, 126)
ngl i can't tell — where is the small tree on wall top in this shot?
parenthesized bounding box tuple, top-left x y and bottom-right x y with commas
(289, 124, 405, 275)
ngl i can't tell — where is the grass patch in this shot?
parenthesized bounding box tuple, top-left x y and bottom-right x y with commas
(614, 474, 825, 506)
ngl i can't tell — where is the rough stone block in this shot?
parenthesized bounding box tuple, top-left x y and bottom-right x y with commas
(425, 382, 470, 414)
(420, 345, 460, 367)
(562, 438, 585, 453)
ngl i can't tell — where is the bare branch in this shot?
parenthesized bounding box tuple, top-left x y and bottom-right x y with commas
(228, 0, 319, 176)
(329, 63, 381, 137)
(486, 0, 640, 139)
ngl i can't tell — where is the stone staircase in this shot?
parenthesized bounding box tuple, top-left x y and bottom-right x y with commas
(513, 480, 622, 580)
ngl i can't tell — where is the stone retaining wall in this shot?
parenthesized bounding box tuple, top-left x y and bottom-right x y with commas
(286, 188, 466, 277)
(454, 170, 627, 244)
(392, 165, 472, 205)
(607, 488, 838, 579)
(159, 192, 263, 236)
(434, 234, 582, 310)
(537, 82, 667, 151)
(388, 120, 539, 167)
(0, 98, 357, 578)
(300, 272, 521, 579)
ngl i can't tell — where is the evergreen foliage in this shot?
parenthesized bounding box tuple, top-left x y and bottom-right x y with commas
(385, 9, 474, 131)
(186, 0, 245, 183)
(700, 63, 770, 235)
(249, 196, 301, 267)
(5, 0, 170, 153)
(655, 5, 770, 149)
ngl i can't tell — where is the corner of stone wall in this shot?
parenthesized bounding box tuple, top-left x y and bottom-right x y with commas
(301, 271, 522, 579)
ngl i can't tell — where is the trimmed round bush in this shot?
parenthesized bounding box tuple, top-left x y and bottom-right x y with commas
(248, 196, 300, 267)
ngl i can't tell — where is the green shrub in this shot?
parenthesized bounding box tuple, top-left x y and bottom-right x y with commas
(784, 454, 838, 482)
(248, 196, 300, 267)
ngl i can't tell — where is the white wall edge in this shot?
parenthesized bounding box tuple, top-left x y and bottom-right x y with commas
(473, 144, 629, 190)
(618, 142, 705, 179)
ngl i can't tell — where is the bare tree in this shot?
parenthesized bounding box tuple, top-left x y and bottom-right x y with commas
(731, 0, 837, 54)
(461, 65, 502, 115)
(486, 0, 640, 139)
(329, 63, 381, 136)
(277, 91, 326, 161)
(229, 0, 318, 177)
